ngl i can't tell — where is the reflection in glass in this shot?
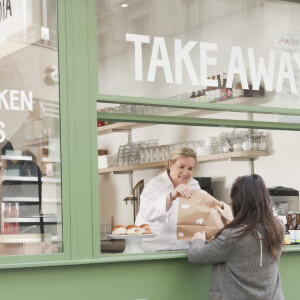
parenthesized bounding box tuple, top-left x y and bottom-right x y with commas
(97, 0, 300, 110)
(0, 0, 62, 256)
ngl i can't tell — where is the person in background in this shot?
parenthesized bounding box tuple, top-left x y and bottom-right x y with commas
(188, 174, 285, 300)
(135, 147, 200, 252)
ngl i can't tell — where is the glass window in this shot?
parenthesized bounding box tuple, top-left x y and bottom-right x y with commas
(98, 118, 300, 254)
(97, 0, 300, 255)
(0, 0, 62, 256)
(97, 0, 300, 110)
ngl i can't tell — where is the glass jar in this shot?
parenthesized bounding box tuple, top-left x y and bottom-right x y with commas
(258, 134, 267, 151)
(233, 136, 242, 152)
(251, 134, 258, 150)
(163, 145, 170, 161)
(242, 134, 252, 151)
(158, 146, 164, 162)
(145, 148, 151, 163)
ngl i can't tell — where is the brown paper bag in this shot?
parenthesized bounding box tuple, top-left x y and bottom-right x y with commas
(177, 190, 226, 242)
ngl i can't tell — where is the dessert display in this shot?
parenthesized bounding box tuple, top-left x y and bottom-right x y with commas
(111, 224, 153, 235)
(139, 224, 153, 234)
(112, 225, 126, 235)
(126, 225, 142, 235)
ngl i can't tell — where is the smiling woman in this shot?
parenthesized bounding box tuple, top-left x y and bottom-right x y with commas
(134, 147, 200, 252)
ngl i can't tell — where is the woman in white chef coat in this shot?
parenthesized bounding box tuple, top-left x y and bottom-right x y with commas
(135, 147, 200, 252)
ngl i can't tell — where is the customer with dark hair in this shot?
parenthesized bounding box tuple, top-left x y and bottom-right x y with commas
(188, 174, 285, 300)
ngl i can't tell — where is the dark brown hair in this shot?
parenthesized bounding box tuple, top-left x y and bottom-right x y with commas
(217, 174, 284, 260)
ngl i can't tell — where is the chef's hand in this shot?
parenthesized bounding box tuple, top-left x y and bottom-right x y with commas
(191, 231, 206, 242)
(171, 184, 192, 199)
(215, 202, 233, 223)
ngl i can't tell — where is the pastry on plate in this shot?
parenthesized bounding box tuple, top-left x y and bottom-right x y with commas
(112, 225, 126, 235)
(139, 224, 153, 234)
(126, 225, 142, 235)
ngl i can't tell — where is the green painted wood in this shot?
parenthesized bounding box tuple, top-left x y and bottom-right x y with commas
(63, 0, 94, 259)
(87, 0, 101, 259)
(0, 254, 299, 300)
(0, 0, 72, 267)
(97, 94, 300, 116)
(98, 112, 300, 131)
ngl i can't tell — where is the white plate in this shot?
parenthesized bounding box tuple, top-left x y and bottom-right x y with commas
(107, 234, 156, 240)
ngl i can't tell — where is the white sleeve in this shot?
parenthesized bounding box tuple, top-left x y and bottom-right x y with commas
(139, 182, 169, 222)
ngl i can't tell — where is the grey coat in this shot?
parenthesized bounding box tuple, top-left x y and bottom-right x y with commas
(188, 227, 284, 300)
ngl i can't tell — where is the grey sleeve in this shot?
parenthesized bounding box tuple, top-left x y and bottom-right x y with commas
(188, 232, 228, 265)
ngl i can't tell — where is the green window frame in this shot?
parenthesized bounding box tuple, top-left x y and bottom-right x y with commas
(2, 0, 300, 270)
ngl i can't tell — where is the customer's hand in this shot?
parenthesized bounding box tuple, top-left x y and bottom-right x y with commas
(172, 184, 192, 199)
(215, 202, 233, 223)
(191, 231, 206, 242)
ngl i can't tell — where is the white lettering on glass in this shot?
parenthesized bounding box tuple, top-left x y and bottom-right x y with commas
(226, 46, 248, 89)
(0, 90, 9, 110)
(247, 48, 275, 92)
(0, 121, 5, 143)
(200, 42, 218, 87)
(175, 39, 199, 85)
(125, 33, 150, 81)
(0, 90, 33, 111)
(10, 90, 20, 110)
(147, 37, 173, 83)
(20, 91, 33, 111)
(276, 52, 296, 93)
(126, 33, 299, 94)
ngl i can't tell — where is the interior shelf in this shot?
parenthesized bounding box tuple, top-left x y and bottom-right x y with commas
(97, 96, 268, 136)
(98, 150, 269, 175)
(0, 234, 53, 244)
(1, 155, 32, 161)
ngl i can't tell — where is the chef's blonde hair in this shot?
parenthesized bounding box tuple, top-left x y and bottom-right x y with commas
(163, 147, 197, 173)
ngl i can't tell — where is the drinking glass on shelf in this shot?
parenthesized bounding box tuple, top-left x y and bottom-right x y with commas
(163, 145, 170, 161)
(158, 146, 164, 162)
(151, 147, 158, 162)
(145, 148, 151, 163)
(251, 134, 258, 151)
(148, 139, 159, 147)
(140, 149, 146, 164)
(257, 132, 267, 151)
(123, 145, 130, 165)
(117, 145, 124, 166)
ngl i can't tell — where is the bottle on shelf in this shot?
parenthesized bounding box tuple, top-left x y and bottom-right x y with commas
(210, 76, 217, 102)
(216, 74, 222, 102)
(199, 89, 206, 103)
(196, 90, 202, 102)
(189, 91, 197, 101)
(244, 69, 253, 97)
(295, 212, 300, 245)
(205, 77, 212, 102)
(284, 218, 290, 245)
(233, 75, 244, 98)
(252, 80, 265, 97)
(221, 73, 228, 101)
(287, 211, 296, 245)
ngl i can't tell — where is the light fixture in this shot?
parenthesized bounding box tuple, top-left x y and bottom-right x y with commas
(121, 3, 128, 8)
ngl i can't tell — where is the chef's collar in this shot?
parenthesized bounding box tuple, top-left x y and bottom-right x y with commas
(161, 170, 195, 189)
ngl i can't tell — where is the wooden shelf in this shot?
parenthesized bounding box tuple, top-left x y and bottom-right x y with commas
(97, 97, 268, 136)
(22, 137, 57, 147)
(1, 155, 32, 161)
(98, 150, 269, 175)
(97, 108, 197, 135)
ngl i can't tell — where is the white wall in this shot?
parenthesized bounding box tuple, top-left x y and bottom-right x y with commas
(98, 111, 300, 227)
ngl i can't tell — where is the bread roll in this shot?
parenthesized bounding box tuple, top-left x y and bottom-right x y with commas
(139, 224, 153, 234)
(126, 225, 142, 235)
(112, 225, 126, 235)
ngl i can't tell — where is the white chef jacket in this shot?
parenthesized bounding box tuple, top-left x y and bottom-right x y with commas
(135, 171, 201, 252)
